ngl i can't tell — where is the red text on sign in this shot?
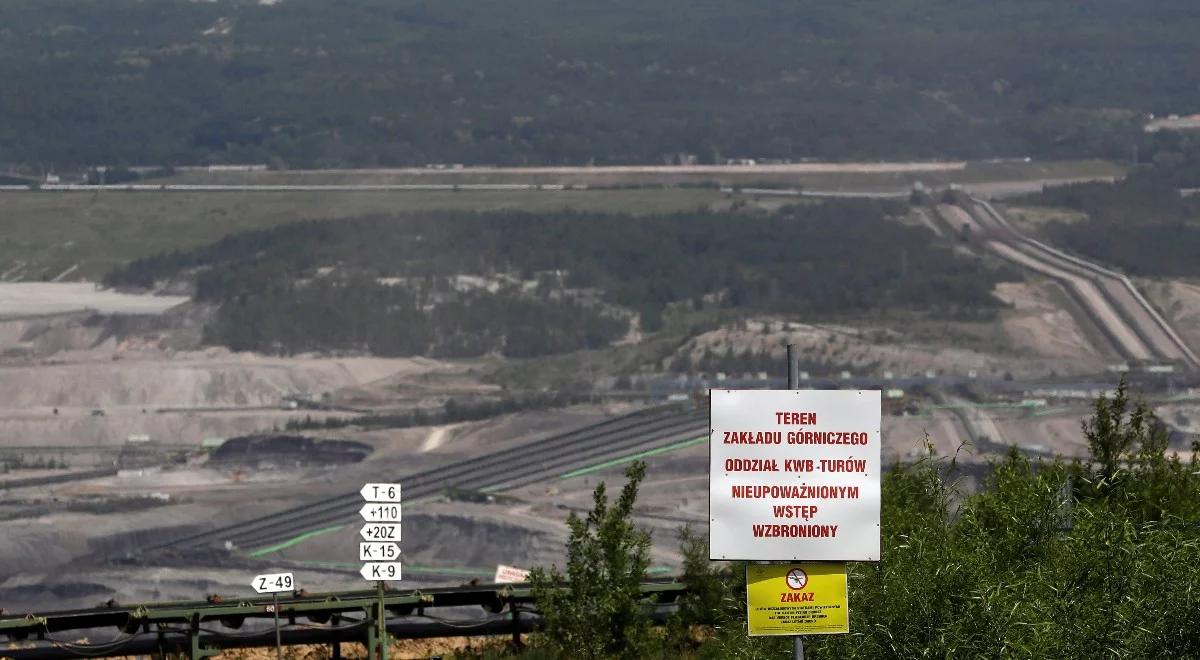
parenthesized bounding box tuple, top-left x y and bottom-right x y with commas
(772, 505, 819, 520)
(752, 524, 839, 538)
(776, 412, 818, 425)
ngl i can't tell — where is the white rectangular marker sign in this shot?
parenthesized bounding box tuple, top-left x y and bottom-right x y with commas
(709, 389, 881, 561)
(251, 572, 294, 594)
(359, 502, 402, 522)
(360, 483, 402, 502)
(361, 562, 402, 581)
(359, 542, 401, 561)
(360, 523, 402, 542)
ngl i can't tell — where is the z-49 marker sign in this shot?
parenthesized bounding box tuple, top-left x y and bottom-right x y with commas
(359, 542, 401, 561)
(360, 562, 402, 581)
(359, 502, 402, 522)
(709, 389, 881, 561)
(251, 572, 294, 594)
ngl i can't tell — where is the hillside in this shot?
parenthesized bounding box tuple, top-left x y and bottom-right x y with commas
(1012, 145, 1200, 278)
(105, 202, 1017, 358)
(3, 0, 1200, 168)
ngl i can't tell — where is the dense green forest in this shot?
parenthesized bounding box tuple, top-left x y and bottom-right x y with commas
(491, 382, 1200, 658)
(1017, 141, 1200, 277)
(106, 202, 1015, 358)
(3, 0, 1200, 168)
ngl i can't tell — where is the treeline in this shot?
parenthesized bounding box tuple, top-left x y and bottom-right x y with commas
(1017, 146, 1200, 277)
(1045, 222, 1200, 278)
(286, 391, 593, 431)
(4, 0, 1200, 168)
(201, 277, 627, 358)
(106, 203, 1015, 358)
(669, 346, 877, 378)
(503, 381, 1200, 658)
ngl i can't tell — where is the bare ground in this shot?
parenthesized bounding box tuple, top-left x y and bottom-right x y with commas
(0, 353, 461, 449)
(1139, 278, 1200, 352)
(0, 309, 474, 448)
(0, 395, 1112, 616)
(0, 271, 1172, 617)
(0, 282, 188, 317)
(672, 311, 1101, 380)
(1002, 205, 1089, 233)
(992, 281, 1109, 371)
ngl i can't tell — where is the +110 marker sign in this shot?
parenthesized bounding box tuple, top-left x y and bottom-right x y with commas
(360, 483, 402, 581)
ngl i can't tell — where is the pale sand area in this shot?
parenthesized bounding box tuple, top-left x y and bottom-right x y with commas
(187, 161, 969, 177)
(1140, 278, 1200, 354)
(0, 282, 188, 316)
(993, 281, 1108, 369)
(677, 316, 1094, 381)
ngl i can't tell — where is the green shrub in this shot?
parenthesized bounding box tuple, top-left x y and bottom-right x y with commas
(498, 380, 1200, 658)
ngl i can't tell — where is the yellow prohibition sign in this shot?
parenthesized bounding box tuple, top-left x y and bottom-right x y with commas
(746, 562, 849, 636)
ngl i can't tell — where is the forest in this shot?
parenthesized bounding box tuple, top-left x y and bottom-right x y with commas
(1018, 139, 1200, 277)
(3, 0, 1200, 168)
(105, 201, 1015, 358)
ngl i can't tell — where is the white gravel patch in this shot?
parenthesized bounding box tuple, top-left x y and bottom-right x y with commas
(0, 282, 188, 316)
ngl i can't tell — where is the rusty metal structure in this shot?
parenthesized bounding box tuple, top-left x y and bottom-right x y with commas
(0, 581, 685, 659)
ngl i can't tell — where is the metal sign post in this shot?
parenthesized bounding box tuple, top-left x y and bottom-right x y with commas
(250, 572, 294, 660)
(377, 580, 388, 660)
(273, 592, 282, 660)
(360, 482, 402, 660)
(710, 345, 878, 656)
(787, 344, 804, 660)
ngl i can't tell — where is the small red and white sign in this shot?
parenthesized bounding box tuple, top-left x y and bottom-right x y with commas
(493, 565, 531, 584)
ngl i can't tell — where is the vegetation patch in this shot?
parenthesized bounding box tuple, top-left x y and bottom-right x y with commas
(3, 1, 1200, 167)
(106, 202, 1014, 359)
(1016, 146, 1200, 277)
(484, 381, 1200, 658)
(0, 189, 723, 281)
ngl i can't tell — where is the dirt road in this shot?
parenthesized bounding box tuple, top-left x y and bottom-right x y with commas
(0, 282, 187, 316)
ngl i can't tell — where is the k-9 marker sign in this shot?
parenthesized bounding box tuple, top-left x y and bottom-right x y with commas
(709, 390, 881, 561)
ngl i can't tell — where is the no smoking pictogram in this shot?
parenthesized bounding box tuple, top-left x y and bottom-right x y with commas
(786, 568, 808, 590)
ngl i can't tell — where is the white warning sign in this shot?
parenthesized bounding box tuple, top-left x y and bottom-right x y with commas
(709, 389, 881, 562)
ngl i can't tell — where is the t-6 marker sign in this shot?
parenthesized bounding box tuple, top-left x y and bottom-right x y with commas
(709, 389, 881, 561)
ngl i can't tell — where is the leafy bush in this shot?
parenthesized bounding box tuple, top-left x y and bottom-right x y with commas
(508, 379, 1200, 658)
(1017, 153, 1200, 276)
(529, 461, 659, 659)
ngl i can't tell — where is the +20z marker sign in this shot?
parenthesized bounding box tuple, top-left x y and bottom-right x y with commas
(709, 390, 881, 561)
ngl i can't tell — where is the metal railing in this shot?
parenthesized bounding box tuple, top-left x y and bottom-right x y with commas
(0, 580, 686, 659)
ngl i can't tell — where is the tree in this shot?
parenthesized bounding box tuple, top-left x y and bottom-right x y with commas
(529, 461, 657, 659)
(1077, 376, 1167, 497)
(664, 525, 735, 654)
